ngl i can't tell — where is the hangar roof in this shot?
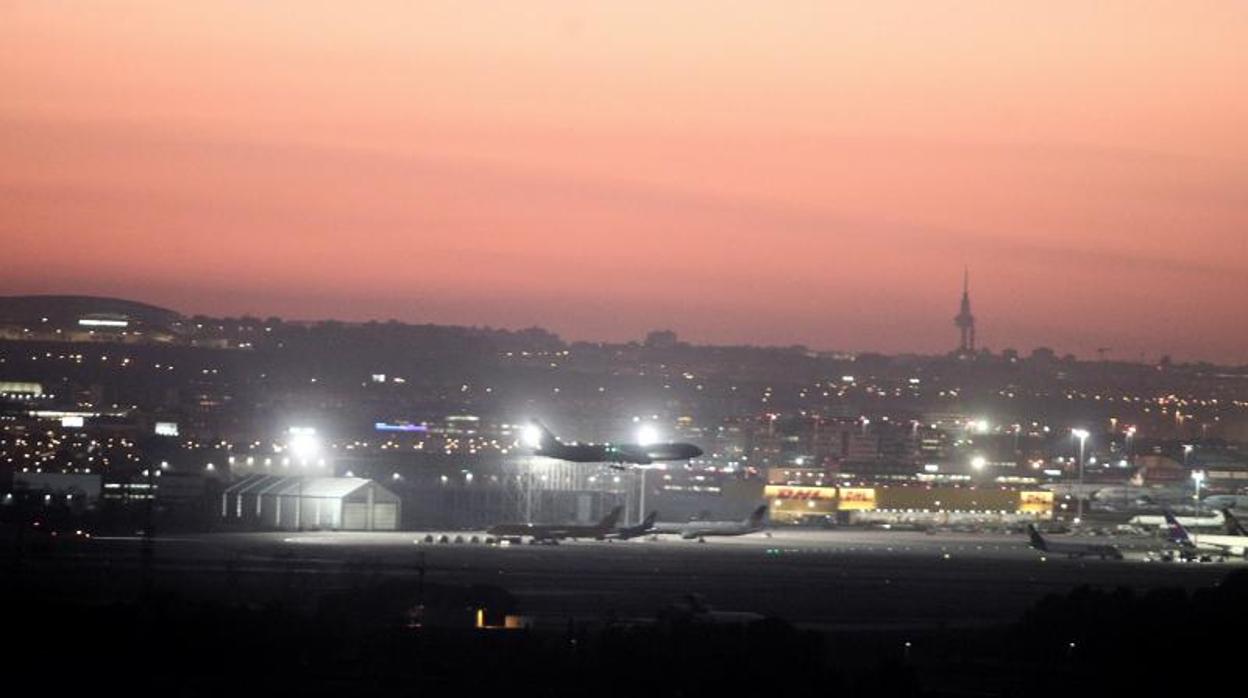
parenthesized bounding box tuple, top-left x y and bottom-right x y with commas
(225, 474, 394, 500)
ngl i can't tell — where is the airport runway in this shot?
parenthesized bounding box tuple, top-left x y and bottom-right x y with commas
(31, 528, 1238, 630)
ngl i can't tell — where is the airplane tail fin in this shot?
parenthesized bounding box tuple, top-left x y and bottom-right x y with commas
(642, 510, 658, 529)
(746, 505, 768, 527)
(1026, 524, 1047, 551)
(1222, 508, 1248, 536)
(600, 505, 624, 529)
(1163, 509, 1194, 547)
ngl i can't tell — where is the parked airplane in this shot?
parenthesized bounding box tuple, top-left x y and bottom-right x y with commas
(1026, 524, 1123, 560)
(1222, 508, 1248, 536)
(607, 511, 658, 540)
(1129, 510, 1224, 530)
(1163, 510, 1248, 559)
(1092, 483, 1193, 506)
(488, 506, 623, 544)
(522, 420, 702, 469)
(653, 505, 768, 541)
(1203, 494, 1248, 511)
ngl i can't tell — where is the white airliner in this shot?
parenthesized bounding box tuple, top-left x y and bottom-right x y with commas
(652, 505, 768, 541)
(1163, 510, 1248, 559)
(1128, 510, 1224, 530)
(1027, 524, 1123, 560)
(1202, 494, 1248, 511)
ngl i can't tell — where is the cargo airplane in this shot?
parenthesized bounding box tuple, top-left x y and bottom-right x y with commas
(1223, 508, 1248, 536)
(607, 511, 658, 540)
(488, 506, 623, 544)
(652, 505, 769, 541)
(1202, 494, 1248, 511)
(522, 420, 702, 469)
(1026, 524, 1123, 560)
(1163, 510, 1248, 559)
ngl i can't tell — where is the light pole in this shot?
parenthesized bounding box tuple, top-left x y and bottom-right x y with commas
(635, 424, 659, 525)
(1191, 470, 1205, 513)
(637, 467, 647, 526)
(288, 427, 321, 531)
(1072, 429, 1089, 525)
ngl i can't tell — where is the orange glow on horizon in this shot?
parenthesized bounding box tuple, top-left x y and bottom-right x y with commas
(2, 2, 1247, 361)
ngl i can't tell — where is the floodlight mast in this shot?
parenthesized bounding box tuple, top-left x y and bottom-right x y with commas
(1071, 429, 1089, 525)
(287, 427, 321, 530)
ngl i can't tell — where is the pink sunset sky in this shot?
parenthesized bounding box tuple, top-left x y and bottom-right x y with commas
(3, 2, 1247, 361)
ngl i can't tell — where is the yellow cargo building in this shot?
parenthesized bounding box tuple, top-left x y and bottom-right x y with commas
(764, 484, 1053, 524)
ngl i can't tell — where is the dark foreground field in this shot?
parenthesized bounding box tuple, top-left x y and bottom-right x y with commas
(4, 529, 1245, 696)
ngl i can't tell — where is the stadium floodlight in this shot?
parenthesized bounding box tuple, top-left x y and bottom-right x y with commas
(287, 426, 321, 462)
(522, 424, 543, 449)
(636, 424, 659, 446)
(971, 456, 987, 470)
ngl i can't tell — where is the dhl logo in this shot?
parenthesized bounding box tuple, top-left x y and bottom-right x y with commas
(780, 488, 826, 500)
(764, 486, 833, 500)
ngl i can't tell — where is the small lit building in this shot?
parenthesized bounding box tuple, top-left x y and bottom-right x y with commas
(221, 475, 400, 531)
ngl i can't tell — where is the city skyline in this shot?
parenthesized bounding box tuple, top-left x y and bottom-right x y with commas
(2, 284, 1240, 368)
(4, 3, 1247, 362)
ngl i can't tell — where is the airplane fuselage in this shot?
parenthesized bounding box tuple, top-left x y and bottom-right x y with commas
(1028, 525, 1123, 559)
(487, 522, 612, 541)
(1185, 533, 1248, 557)
(1040, 540, 1123, 559)
(535, 441, 702, 466)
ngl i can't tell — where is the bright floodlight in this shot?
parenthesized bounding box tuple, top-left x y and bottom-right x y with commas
(636, 424, 659, 446)
(1071, 428, 1090, 440)
(522, 424, 543, 449)
(1191, 470, 1205, 483)
(971, 455, 987, 470)
(974, 419, 990, 434)
(288, 427, 321, 461)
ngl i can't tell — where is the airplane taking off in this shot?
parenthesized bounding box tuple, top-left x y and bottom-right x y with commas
(653, 505, 769, 541)
(1026, 524, 1123, 560)
(607, 511, 658, 540)
(522, 420, 702, 469)
(1163, 510, 1248, 559)
(488, 506, 623, 544)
